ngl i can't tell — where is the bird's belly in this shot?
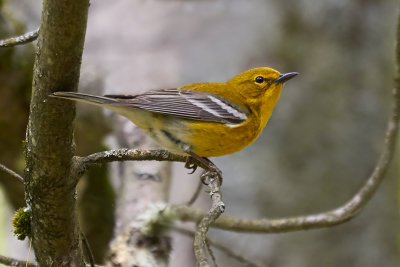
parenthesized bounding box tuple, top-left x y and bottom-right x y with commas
(145, 122, 259, 157)
(123, 111, 190, 155)
(186, 121, 260, 157)
(123, 109, 261, 157)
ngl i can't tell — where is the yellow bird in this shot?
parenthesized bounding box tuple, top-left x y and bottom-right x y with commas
(51, 67, 297, 174)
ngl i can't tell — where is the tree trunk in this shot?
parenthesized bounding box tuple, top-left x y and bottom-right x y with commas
(25, 0, 89, 265)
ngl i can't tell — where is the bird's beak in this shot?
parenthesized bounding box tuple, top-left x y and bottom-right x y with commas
(272, 72, 299, 84)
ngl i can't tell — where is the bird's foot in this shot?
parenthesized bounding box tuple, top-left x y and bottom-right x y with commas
(185, 152, 222, 185)
(184, 157, 198, 174)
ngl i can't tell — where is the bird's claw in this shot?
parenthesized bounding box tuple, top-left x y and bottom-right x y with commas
(185, 158, 198, 174)
(185, 154, 223, 185)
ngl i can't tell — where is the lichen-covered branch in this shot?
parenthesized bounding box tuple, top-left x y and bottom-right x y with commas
(74, 149, 228, 186)
(0, 162, 24, 183)
(74, 148, 187, 168)
(194, 174, 225, 267)
(0, 28, 39, 47)
(77, 148, 225, 266)
(73, 148, 191, 182)
(24, 0, 89, 266)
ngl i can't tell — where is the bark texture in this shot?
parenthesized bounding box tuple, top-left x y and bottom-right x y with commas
(25, 0, 89, 265)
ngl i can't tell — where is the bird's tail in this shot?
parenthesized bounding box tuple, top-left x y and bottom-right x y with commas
(50, 92, 118, 106)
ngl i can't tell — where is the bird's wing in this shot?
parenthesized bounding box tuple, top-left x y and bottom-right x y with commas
(105, 89, 249, 124)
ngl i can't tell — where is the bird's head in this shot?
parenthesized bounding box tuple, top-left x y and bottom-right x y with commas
(228, 67, 298, 101)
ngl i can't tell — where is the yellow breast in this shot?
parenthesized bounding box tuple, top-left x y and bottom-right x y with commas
(184, 114, 260, 157)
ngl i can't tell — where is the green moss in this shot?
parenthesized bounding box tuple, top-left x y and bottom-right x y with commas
(12, 207, 31, 240)
(22, 139, 27, 151)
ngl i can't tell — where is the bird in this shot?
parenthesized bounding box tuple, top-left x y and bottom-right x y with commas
(51, 67, 297, 179)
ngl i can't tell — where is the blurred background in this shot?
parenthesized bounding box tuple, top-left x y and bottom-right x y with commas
(0, 0, 399, 266)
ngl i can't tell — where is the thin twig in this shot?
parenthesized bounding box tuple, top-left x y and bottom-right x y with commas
(81, 232, 95, 267)
(0, 254, 104, 267)
(0, 254, 37, 267)
(26, 239, 32, 267)
(0, 28, 39, 48)
(74, 149, 188, 176)
(205, 240, 218, 267)
(172, 226, 265, 267)
(206, 239, 265, 267)
(0, 162, 24, 183)
(193, 173, 225, 267)
(76, 149, 187, 165)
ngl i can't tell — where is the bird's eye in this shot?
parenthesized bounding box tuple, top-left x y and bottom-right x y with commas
(255, 76, 264, 84)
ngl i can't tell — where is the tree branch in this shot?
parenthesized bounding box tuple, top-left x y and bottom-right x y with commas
(73, 149, 188, 179)
(0, 253, 103, 267)
(0, 162, 24, 183)
(74, 148, 187, 166)
(0, 28, 39, 48)
(194, 174, 225, 267)
(173, 226, 265, 267)
(81, 232, 95, 267)
(0, 254, 37, 267)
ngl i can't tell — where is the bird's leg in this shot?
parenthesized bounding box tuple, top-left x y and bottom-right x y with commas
(187, 151, 223, 185)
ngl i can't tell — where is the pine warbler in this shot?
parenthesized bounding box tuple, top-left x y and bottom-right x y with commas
(51, 67, 297, 172)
